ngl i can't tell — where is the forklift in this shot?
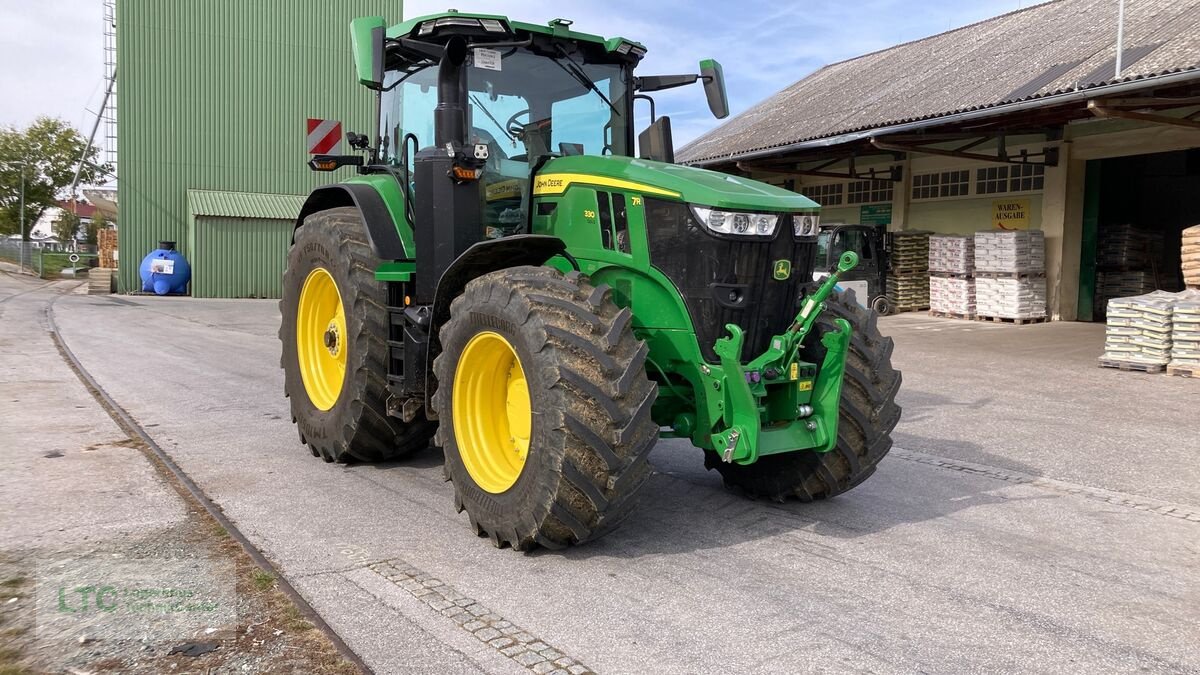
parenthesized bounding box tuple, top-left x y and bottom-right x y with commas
(815, 223, 891, 314)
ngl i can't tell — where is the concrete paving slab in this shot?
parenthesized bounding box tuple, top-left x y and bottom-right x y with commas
(48, 292, 1200, 674)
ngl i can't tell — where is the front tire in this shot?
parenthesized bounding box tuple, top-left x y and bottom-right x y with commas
(706, 289, 901, 501)
(432, 266, 657, 549)
(280, 207, 434, 463)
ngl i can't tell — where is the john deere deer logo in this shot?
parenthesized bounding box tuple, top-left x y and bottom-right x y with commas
(773, 260, 792, 280)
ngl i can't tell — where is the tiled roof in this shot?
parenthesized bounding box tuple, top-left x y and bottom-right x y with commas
(678, 0, 1200, 164)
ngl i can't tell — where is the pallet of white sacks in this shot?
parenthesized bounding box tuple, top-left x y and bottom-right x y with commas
(929, 310, 976, 320)
(1098, 358, 1167, 373)
(974, 314, 1048, 325)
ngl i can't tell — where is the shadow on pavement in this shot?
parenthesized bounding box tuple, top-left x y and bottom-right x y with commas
(556, 434, 1051, 560)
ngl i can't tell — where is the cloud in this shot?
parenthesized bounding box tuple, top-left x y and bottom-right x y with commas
(0, 0, 1040, 148)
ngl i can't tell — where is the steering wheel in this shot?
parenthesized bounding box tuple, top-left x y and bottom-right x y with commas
(506, 109, 531, 139)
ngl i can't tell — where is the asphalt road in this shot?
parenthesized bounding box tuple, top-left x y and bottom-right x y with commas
(37, 282, 1200, 674)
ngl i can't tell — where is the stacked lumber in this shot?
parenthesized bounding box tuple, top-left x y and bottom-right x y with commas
(887, 230, 930, 311)
(87, 268, 115, 295)
(97, 229, 118, 269)
(1099, 291, 1176, 371)
(1168, 291, 1200, 376)
(1184, 224, 1200, 289)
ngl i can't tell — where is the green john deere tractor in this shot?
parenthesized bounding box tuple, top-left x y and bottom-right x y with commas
(280, 11, 901, 550)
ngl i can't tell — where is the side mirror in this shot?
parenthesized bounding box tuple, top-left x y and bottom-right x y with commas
(638, 116, 674, 164)
(350, 16, 386, 90)
(700, 59, 729, 119)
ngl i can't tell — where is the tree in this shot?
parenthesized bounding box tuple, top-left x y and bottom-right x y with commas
(86, 212, 110, 246)
(53, 211, 81, 245)
(0, 117, 110, 239)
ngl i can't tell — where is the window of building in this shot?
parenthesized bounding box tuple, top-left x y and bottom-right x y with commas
(847, 179, 893, 204)
(1010, 164, 1045, 192)
(976, 164, 1045, 194)
(803, 183, 844, 206)
(976, 166, 1010, 194)
(911, 170, 969, 199)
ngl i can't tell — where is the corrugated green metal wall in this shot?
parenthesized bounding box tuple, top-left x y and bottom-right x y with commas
(191, 217, 293, 298)
(116, 0, 397, 294)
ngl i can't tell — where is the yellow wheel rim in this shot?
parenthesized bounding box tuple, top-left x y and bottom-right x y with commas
(296, 267, 347, 411)
(452, 331, 531, 494)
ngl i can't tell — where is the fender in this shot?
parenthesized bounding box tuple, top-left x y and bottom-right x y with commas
(296, 183, 408, 260)
(423, 234, 569, 418)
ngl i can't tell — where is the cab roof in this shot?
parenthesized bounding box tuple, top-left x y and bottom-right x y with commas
(386, 11, 647, 58)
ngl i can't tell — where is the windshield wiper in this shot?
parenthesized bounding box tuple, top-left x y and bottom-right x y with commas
(469, 93, 517, 144)
(550, 47, 621, 118)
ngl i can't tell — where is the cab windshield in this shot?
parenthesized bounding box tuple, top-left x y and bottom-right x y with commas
(379, 47, 631, 168)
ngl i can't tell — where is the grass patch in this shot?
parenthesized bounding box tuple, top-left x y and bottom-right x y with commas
(0, 644, 25, 675)
(250, 569, 276, 592)
(282, 604, 314, 632)
(211, 523, 229, 539)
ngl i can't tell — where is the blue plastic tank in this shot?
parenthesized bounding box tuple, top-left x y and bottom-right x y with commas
(139, 241, 192, 295)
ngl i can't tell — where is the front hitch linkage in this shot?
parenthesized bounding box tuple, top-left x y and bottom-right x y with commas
(710, 251, 859, 464)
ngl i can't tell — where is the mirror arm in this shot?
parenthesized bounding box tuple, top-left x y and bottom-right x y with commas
(633, 94, 657, 123)
(635, 74, 700, 93)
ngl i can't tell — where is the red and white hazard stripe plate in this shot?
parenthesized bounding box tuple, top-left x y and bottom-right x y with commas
(306, 119, 342, 155)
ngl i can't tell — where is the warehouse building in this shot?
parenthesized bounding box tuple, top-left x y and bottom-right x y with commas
(678, 0, 1200, 321)
(116, 0, 392, 297)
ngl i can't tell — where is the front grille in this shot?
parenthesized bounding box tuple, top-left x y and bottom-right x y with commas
(644, 199, 815, 363)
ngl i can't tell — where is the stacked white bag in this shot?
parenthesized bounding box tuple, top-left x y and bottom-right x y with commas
(977, 277, 1047, 319)
(1100, 291, 1175, 367)
(1183, 224, 1200, 289)
(1169, 291, 1200, 371)
(974, 230, 1046, 319)
(928, 235, 975, 316)
(975, 230, 1045, 273)
(928, 235, 974, 274)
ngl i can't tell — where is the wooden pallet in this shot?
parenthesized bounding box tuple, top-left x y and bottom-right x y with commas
(1166, 364, 1200, 378)
(892, 305, 930, 313)
(929, 272, 973, 279)
(929, 310, 976, 320)
(1098, 359, 1166, 373)
(974, 315, 1048, 325)
(976, 271, 1047, 278)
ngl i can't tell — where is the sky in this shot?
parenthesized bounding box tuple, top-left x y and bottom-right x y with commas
(0, 0, 1042, 155)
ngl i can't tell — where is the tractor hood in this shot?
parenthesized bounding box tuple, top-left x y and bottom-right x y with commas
(536, 156, 819, 212)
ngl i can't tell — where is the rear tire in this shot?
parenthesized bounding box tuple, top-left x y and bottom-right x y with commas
(706, 289, 901, 501)
(432, 266, 657, 549)
(280, 207, 434, 463)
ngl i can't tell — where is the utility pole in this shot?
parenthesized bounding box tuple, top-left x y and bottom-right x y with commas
(18, 161, 27, 273)
(1115, 0, 1126, 79)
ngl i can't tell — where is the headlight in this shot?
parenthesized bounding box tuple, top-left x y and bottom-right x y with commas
(691, 206, 778, 237)
(793, 213, 820, 238)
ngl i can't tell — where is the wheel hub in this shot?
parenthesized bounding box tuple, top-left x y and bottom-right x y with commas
(452, 331, 531, 494)
(295, 267, 347, 411)
(324, 323, 340, 356)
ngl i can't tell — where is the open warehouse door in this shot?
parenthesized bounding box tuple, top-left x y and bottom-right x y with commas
(1079, 148, 1200, 321)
